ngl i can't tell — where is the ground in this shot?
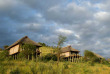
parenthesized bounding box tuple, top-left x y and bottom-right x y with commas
(0, 60, 110, 74)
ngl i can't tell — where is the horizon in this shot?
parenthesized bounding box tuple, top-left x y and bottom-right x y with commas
(0, 0, 110, 58)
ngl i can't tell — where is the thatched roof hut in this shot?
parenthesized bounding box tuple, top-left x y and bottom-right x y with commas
(6, 36, 42, 56)
(6, 36, 41, 50)
(60, 45, 80, 53)
(60, 45, 80, 58)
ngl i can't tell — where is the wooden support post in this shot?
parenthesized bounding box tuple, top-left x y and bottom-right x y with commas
(68, 57, 69, 61)
(15, 54, 16, 60)
(76, 54, 78, 63)
(77, 54, 79, 63)
(14, 54, 15, 60)
(72, 57, 73, 62)
(32, 53, 33, 61)
(28, 55, 29, 60)
(69, 57, 70, 62)
(74, 54, 75, 63)
(16, 54, 17, 60)
(36, 53, 37, 62)
(76, 54, 77, 63)
(15, 54, 17, 59)
(18, 53, 19, 60)
(73, 56, 74, 62)
(75, 54, 76, 63)
(13, 54, 14, 60)
(70, 57, 71, 62)
(13, 55, 14, 60)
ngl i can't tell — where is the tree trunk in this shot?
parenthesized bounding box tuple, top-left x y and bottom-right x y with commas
(57, 53, 60, 66)
(57, 47, 60, 66)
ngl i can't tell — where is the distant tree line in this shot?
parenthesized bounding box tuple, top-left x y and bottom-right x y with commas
(38, 42, 48, 47)
(0, 45, 9, 51)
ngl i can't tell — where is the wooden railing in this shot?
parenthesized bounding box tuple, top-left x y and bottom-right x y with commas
(61, 54, 83, 63)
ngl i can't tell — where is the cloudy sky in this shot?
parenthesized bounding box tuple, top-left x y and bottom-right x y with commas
(0, 0, 110, 58)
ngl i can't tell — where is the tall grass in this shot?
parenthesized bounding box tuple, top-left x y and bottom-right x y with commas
(0, 60, 110, 74)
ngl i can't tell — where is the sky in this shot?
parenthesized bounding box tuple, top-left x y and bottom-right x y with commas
(0, 0, 110, 58)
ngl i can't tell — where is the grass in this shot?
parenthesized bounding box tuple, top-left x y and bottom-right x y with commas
(39, 46, 55, 56)
(0, 60, 110, 74)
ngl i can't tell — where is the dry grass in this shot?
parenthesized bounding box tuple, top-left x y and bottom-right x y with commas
(0, 60, 110, 74)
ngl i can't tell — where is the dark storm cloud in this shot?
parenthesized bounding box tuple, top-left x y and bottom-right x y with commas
(0, 0, 110, 57)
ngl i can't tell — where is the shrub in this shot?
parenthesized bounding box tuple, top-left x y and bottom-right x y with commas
(18, 51, 26, 60)
(0, 50, 9, 61)
(43, 53, 57, 61)
(84, 50, 100, 63)
(63, 62, 69, 69)
(101, 59, 110, 66)
(87, 61, 95, 66)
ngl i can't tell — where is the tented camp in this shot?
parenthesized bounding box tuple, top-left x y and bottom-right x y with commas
(60, 45, 81, 62)
(6, 36, 42, 60)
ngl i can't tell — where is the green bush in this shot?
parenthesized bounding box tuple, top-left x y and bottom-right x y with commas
(87, 61, 95, 66)
(84, 50, 100, 63)
(63, 62, 69, 69)
(101, 59, 110, 66)
(43, 53, 57, 61)
(18, 51, 26, 60)
(0, 50, 9, 61)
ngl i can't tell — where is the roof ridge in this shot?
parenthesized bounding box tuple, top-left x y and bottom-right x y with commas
(6, 36, 41, 49)
(19, 36, 28, 43)
(61, 45, 80, 53)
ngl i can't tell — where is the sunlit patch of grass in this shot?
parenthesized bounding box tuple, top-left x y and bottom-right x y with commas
(39, 46, 55, 56)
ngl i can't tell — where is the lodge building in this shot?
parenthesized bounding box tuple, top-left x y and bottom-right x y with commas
(6, 36, 42, 60)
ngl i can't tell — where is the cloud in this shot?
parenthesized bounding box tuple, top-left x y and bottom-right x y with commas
(0, 0, 110, 58)
(56, 28, 73, 35)
(44, 2, 93, 24)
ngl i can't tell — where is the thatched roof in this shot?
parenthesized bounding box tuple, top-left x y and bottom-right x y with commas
(6, 36, 41, 49)
(93, 53, 104, 59)
(60, 45, 80, 53)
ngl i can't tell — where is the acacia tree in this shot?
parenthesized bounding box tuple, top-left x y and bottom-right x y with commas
(57, 35, 66, 64)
